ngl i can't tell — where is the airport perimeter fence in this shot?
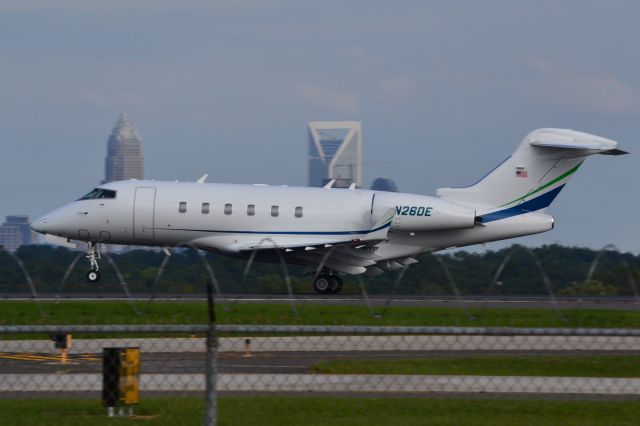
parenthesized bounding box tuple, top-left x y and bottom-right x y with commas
(1, 324, 640, 424)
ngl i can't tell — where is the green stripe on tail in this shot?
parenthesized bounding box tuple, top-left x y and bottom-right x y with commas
(499, 161, 584, 208)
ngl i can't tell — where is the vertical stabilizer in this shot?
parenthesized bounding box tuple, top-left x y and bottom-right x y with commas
(436, 129, 624, 217)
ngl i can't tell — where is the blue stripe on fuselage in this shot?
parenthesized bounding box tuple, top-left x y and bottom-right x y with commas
(156, 220, 392, 236)
(477, 184, 565, 223)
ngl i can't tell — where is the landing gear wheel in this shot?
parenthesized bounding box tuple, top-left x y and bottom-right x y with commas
(313, 274, 332, 294)
(86, 270, 101, 283)
(84, 242, 101, 283)
(328, 275, 343, 294)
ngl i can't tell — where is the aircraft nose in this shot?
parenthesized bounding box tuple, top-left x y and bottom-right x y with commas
(31, 216, 49, 234)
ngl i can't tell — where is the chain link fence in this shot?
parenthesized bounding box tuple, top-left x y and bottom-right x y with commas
(1, 324, 640, 424)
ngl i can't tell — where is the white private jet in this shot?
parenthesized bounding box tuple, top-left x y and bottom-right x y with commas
(32, 128, 626, 294)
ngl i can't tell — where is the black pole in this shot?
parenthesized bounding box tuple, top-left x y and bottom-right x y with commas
(204, 276, 217, 425)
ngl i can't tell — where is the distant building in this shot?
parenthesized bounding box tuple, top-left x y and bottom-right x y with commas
(308, 121, 362, 188)
(0, 215, 33, 252)
(103, 113, 144, 183)
(371, 177, 398, 192)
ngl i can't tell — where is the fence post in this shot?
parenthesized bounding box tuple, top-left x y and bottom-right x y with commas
(204, 277, 218, 426)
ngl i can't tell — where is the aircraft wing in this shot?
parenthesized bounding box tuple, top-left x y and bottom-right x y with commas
(289, 244, 419, 276)
(193, 208, 395, 274)
(238, 207, 395, 251)
(240, 208, 418, 276)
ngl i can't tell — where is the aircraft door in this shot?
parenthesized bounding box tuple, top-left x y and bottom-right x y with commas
(133, 187, 156, 241)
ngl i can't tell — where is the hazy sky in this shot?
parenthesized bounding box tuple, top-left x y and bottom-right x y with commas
(1, 0, 638, 252)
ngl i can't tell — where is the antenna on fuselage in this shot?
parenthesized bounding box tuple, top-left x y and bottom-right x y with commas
(323, 179, 336, 189)
(196, 174, 208, 184)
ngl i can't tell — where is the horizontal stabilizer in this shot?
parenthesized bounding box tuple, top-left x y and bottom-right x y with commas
(529, 129, 620, 153)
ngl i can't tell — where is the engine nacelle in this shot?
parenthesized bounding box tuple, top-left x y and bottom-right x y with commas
(371, 192, 476, 232)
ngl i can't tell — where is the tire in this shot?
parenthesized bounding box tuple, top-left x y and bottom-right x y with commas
(86, 270, 101, 283)
(313, 274, 332, 294)
(328, 275, 343, 294)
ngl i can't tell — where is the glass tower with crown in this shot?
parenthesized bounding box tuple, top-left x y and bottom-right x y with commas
(102, 113, 144, 184)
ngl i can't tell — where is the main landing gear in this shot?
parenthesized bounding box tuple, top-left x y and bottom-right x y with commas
(85, 242, 101, 283)
(313, 273, 343, 294)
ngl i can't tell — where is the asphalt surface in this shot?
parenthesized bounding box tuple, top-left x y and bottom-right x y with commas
(2, 342, 639, 395)
(3, 293, 640, 310)
(2, 372, 639, 395)
(5, 335, 640, 355)
(6, 349, 635, 376)
(0, 350, 452, 375)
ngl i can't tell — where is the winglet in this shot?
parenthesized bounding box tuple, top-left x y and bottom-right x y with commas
(196, 174, 208, 184)
(361, 207, 395, 242)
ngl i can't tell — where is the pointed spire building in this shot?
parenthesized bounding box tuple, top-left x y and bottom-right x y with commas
(102, 113, 144, 183)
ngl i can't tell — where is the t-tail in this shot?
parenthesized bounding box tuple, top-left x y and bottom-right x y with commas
(437, 128, 627, 223)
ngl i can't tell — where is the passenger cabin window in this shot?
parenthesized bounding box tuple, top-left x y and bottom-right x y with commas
(247, 204, 255, 216)
(78, 188, 117, 200)
(201, 203, 210, 214)
(295, 206, 303, 218)
(271, 205, 279, 217)
(178, 202, 187, 213)
(224, 203, 232, 215)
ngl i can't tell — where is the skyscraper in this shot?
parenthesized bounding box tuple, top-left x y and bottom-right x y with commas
(308, 121, 362, 188)
(103, 113, 144, 183)
(0, 215, 33, 252)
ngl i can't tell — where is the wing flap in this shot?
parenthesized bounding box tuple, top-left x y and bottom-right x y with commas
(297, 251, 377, 268)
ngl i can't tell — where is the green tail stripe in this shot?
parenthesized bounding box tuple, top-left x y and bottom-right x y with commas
(499, 161, 584, 207)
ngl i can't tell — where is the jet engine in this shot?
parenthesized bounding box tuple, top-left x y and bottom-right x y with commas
(371, 192, 476, 232)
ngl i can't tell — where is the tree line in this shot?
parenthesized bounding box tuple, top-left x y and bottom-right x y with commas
(0, 244, 638, 296)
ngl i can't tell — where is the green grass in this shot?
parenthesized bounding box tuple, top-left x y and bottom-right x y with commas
(1, 397, 640, 426)
(312, 354, 640, 377)
(1, 301, 639, 328)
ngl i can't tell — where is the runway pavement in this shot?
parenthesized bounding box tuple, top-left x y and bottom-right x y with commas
(3, 334, 640, 354)
(1, 373, 638, 395)
(2, 334, 639, 396)
(3, 294, 640, 310)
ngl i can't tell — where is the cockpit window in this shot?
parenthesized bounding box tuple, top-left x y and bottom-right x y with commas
(78, 188, 117, 200)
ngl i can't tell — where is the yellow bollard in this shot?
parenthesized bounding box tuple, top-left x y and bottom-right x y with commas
(243, 338, 253, 357)
(52, 334, 72, 364)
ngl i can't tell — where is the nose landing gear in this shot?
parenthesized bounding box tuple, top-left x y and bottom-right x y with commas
(313, 273, 343, 294)
(85, 242, 101, 283)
